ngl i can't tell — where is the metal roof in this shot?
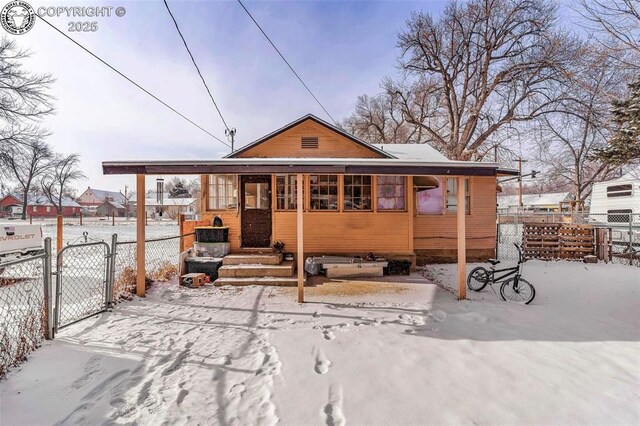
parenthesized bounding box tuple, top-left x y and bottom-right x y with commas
(103, 157, 518, 177)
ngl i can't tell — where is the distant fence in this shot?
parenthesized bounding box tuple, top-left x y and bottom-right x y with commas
(497, 212, 640, 266)
(0, 232, 191, 379)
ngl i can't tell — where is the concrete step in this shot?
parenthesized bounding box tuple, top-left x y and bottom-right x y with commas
(217, 261, 295, 278)
(223, 253, 282, 265)
(213, 277, 303, 287)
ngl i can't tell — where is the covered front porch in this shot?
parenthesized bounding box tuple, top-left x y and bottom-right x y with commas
(103, 158, 510, 302)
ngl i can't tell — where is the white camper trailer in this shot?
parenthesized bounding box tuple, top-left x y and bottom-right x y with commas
(589, 174, 640, 224)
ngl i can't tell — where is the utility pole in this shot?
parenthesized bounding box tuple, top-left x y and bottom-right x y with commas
(225, 128, 237, 153)
(518, 157, 527, 210)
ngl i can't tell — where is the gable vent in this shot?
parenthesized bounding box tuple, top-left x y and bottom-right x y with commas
(301, 136, 319, 149)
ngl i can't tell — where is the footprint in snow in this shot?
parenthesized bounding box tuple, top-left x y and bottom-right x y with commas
(429, 310, 447, 322)
(323, 330, 336, 340)
(323, 384, 346, 426)
(314, 348, 331, 375)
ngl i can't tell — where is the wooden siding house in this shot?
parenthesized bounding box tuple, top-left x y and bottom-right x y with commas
(103, 114, 517, 301)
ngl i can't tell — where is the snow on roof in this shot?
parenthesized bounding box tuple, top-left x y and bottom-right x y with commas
(103, 200, 125, 209)
(145, 197, 196, 207)
(28, 196, 81, 208)
(498, 192, 573, 209)
(87, 188, 126, 204)
(373, 144, 450, 162)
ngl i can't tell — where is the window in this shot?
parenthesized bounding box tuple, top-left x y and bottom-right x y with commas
(607, 209, 632, 223)
(445, 178, 470, 214)
(208, 175, 237, 210)
(377, 176, 405, 210)
(46, 206, 51, 213)
(32, 206, 38, 212)
(244, 182, 269, 209)
(343, 175, 372, 210)
(309, 175, 338, 210)
(606, 184, 632, 198)
(416, 177, 442, 214)
(276, 175, 301, 210)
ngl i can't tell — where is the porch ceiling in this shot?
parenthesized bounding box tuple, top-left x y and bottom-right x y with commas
(102, 158, 518, 177)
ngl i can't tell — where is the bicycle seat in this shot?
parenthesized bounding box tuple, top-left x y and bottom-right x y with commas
(488, 259, 500, 265)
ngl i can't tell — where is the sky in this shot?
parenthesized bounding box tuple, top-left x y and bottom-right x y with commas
(3, 0, 585, 194)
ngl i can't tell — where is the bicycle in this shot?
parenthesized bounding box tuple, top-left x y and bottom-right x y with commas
(466, 243, 536, 304)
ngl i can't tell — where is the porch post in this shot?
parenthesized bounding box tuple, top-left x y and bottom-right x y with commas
(296, 173, 304, 303)
(457, 176, 467, 300)
(136, 174, 146, 297)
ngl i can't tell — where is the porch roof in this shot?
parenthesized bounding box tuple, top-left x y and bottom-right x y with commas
(102, 158, 518, 177)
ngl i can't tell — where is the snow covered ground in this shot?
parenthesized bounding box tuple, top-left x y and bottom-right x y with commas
(0, 218, 179, 245)
(1, 261, 638, 425)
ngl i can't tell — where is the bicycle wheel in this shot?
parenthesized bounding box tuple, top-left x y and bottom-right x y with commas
(500, 278, 536, 304)
(467, 267, 489, 291)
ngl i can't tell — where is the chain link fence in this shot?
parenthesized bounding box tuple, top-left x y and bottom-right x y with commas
(1, 231, 190, 378)
(113, 233, 192, 301)
(0, 250, 50, 379)
(497, 212, 639, 266)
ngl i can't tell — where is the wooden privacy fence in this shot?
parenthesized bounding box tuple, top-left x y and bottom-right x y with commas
(523, 223, 609, 261)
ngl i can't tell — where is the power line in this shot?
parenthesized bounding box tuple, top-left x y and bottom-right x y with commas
(163, 0, 232, 133)
(36, 15, 231, 148)
(235, 0, 337, 125)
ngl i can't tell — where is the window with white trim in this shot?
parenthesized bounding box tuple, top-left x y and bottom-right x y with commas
(208, 175, 237, 210)
(275, 175, 301, 210)
(445, 177, 470, 214)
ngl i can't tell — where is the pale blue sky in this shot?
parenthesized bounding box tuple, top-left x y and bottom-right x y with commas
(8, 0, 575, 192)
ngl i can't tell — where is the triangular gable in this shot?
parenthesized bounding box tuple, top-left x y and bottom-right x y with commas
(226, 114, 395, 159)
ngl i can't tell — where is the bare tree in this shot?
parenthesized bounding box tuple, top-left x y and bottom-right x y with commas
(576, 0, 640, 62)
(342, 89, 429, 144)
(41, 154, 86, 214)
(534, 47, 628, 200)
(0, 38, 55, 156)
(346, 0, 577, 160)
(0, 134, 53, 219)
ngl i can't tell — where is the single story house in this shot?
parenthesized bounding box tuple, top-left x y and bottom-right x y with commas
(497, 192, 574, 213)
(77, 187, 127, 208)
(0, 194, 21, 218)
(28, 196, 82, 217)
(0, 194, 82, 217)
(103, 114, 517, 300)
(144, 197, 197, 219)
(96, 200, 127, 217)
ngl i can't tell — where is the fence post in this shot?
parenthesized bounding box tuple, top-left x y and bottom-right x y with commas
(106, 234, 117, 309)
(54, 246, 62, 335)
(43, 237, 54, 340)
(630, 216, 634, 266)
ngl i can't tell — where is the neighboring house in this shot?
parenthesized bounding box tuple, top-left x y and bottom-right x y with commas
(104, 114, 517, 263)
(145, 197, 197, 219)
(0, 194, 21, 218)
(96, 200, 127, 217)
(497, 192, 574, 213)
(77, 187, 127, 208)
(27, 196, 82, 217)
(589, 174, 640, 224)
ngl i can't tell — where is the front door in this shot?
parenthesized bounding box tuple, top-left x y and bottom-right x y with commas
(241, 175, 272, 248)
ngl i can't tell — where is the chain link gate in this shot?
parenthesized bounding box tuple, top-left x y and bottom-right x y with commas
(54, 241, 114, 331)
